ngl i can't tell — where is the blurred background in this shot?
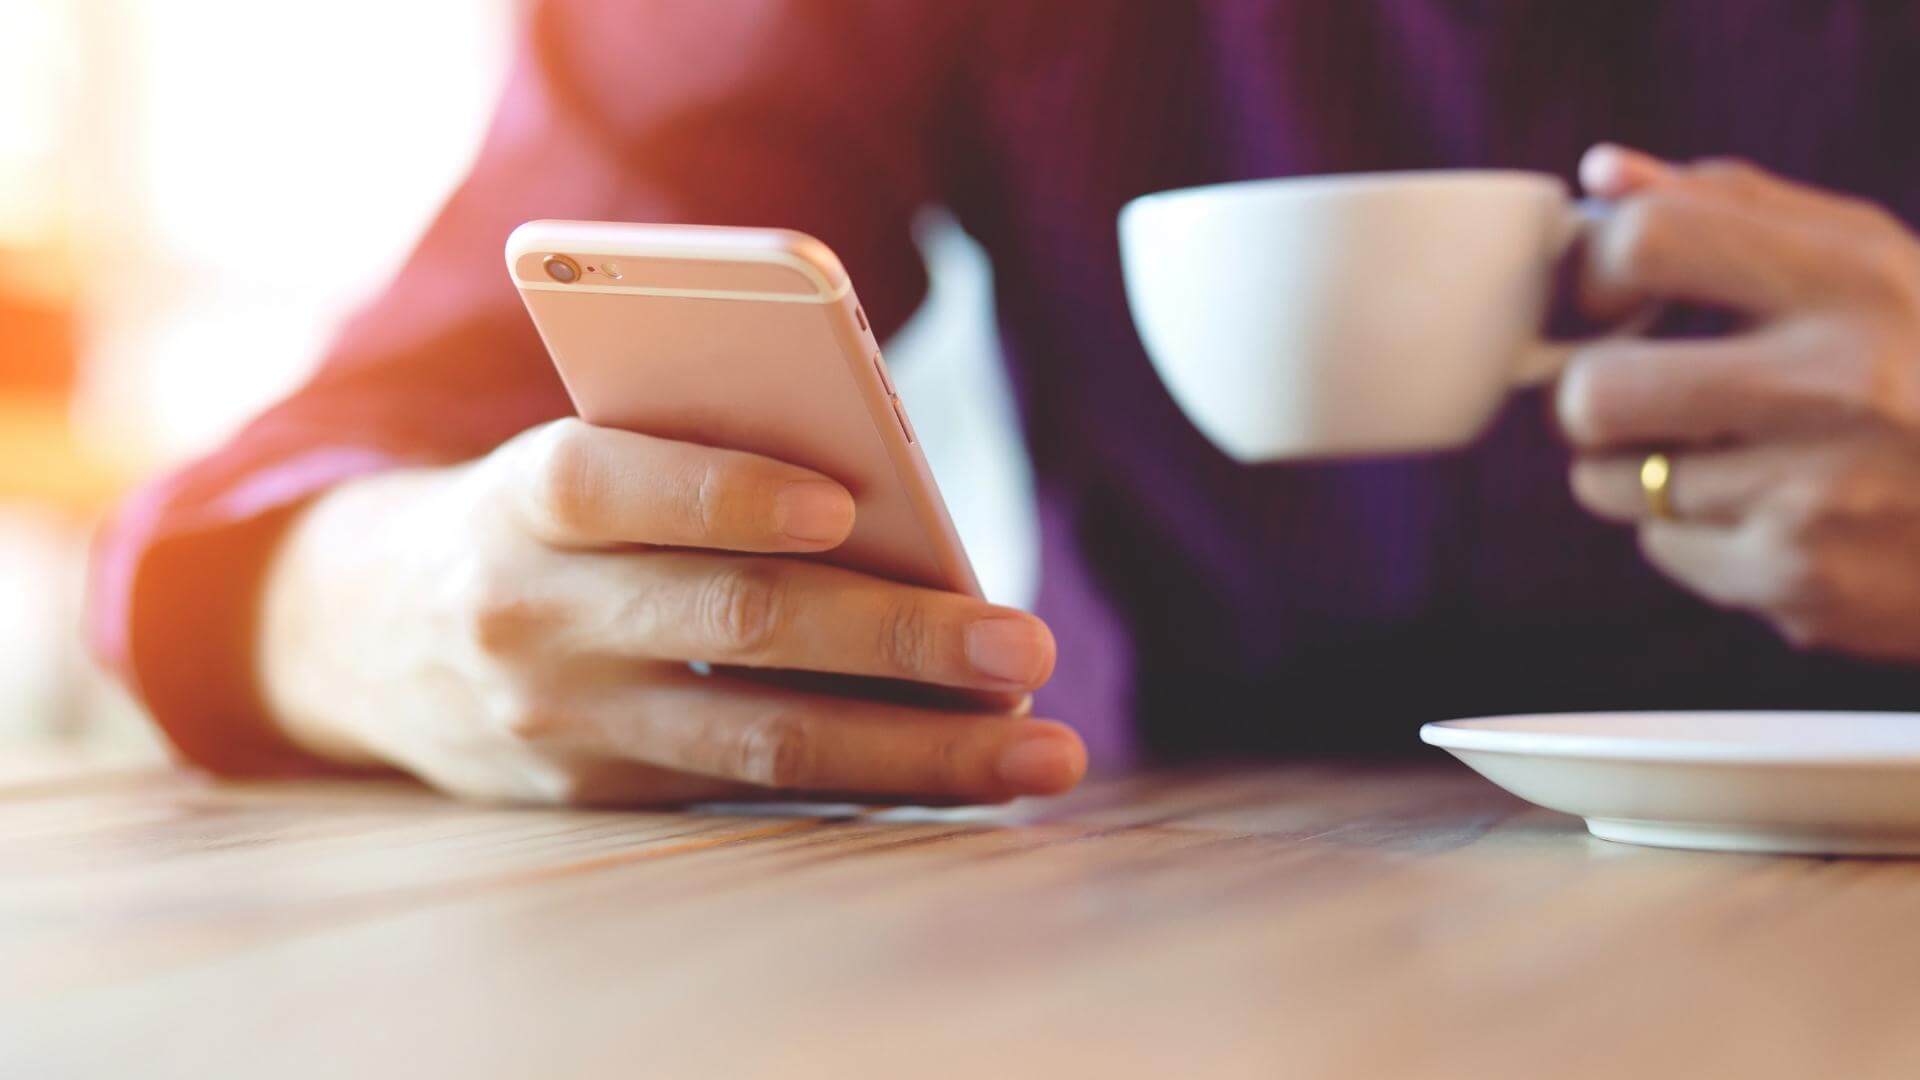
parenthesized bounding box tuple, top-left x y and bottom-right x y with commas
(0, 0, 1034, 775)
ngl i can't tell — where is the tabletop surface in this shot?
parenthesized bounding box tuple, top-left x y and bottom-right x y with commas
(8, 758, 1920, 1079)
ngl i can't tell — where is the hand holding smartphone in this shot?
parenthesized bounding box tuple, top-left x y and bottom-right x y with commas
(256, 221, 1083, 808)
(507, 220, 981, 597)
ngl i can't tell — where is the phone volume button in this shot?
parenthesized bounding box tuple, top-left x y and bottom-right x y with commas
(871, 352, 894, 396)
(889, 394, 916, 444)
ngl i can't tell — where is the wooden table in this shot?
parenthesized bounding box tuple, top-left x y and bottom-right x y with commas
(8, 760, 1920, 1078)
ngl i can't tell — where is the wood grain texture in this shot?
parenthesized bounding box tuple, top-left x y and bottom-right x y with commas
(7, 761, 1920, 1079)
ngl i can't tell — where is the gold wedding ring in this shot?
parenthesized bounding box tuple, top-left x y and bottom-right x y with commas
(1639, 452, 1675, 521)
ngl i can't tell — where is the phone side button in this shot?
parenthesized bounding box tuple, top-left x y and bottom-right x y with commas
(889, 394, 916, 444)
(871, 352, 895, 395)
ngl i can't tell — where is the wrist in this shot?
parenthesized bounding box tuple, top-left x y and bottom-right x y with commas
(256, 467, 450, 767)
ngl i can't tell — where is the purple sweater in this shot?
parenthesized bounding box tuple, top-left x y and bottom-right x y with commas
(90, 1, 1920, 772)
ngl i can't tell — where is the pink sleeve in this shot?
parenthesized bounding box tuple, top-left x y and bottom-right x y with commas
(88, 0, 959, 773)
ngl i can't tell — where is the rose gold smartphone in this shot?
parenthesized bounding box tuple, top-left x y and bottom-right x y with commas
(506, 220, 981, 597)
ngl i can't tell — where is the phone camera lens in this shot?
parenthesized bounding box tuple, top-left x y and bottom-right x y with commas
(542, 254, 581, 284)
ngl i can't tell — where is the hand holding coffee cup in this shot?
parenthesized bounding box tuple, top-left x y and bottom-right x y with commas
(1119, 170, 1648, 460)
(1124, 145, 1920, 668)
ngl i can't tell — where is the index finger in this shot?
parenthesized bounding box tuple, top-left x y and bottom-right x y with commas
(508, 418, 855, 552)
(1583, 145, 1899, 238)
(1578, 188, 1834, 318)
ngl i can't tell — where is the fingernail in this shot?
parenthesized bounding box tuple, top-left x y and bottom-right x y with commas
(997, 733, 1083, 794)
(1580, 142, 1668, 195)
(1579, 143, 1627, 193)
(965, 617, 1051, 686)
(773, 481, 854, 543)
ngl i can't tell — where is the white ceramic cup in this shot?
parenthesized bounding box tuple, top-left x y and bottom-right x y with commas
(1119, 170, 1640, 461)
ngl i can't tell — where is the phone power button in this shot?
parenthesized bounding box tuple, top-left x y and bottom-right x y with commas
(889, 394, 916, 444)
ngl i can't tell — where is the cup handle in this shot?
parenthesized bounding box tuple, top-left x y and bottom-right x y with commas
(1512, 201, 1662, 387)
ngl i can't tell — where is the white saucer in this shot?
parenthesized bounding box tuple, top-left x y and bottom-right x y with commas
(1420, 712, 1920, 856)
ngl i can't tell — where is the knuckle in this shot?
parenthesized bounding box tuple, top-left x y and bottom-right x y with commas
(1773, 613, 1826, 651)
(467, 588, 560, 658)
(521, 765, 591, 806)
(877, 596, 941, 677)
(1753, 519, 1835, 613)
(1783, 556, 1835, 614)
(698, 561, 787, 658)
(677, 455, 766, 544)
(526, 419, 604, 535)
(1856, 233, 1920, 310)
(1848, 329, 1902, 424)
(736, 712, 813, 788)
(1762, 483, 1827, 546)
(653, 453, 733, 544)
(1868, 336, 1920, 430)
(454, 546, 559, 658)
(1693, 157, 1764, 189)
(1804, 319, 1917, 430)
(689, 458, 731, 540)
(929, 731, 973, 793)
(498, 695, 571, 742)
(1813, 457, 1888, 523)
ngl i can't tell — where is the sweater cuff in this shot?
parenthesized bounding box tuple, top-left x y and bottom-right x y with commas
(89, 446, 416, 776)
